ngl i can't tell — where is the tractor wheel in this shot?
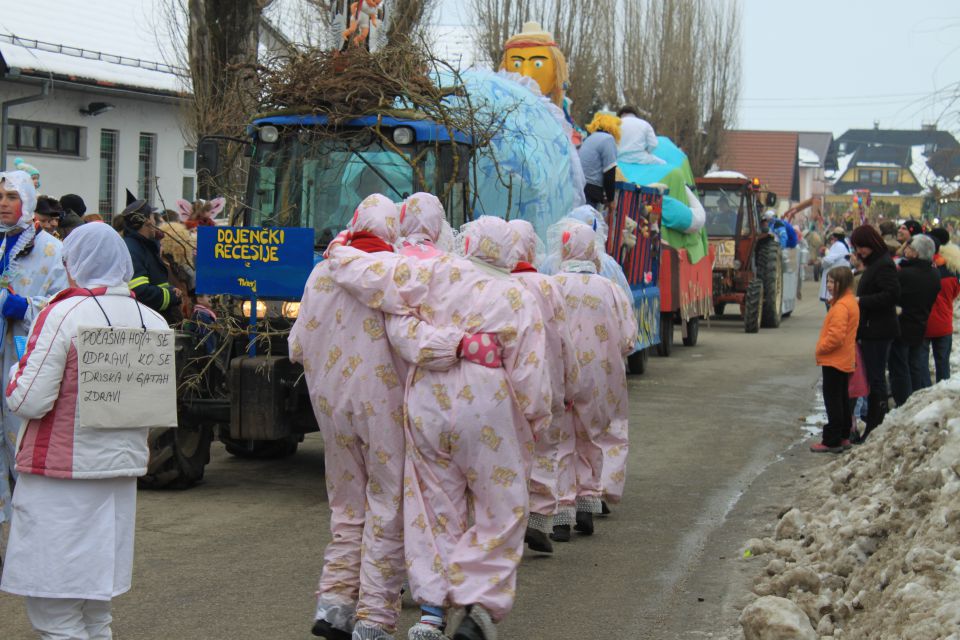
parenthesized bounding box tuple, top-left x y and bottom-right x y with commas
(627, 348, 648, 375)
(713, 303, 725, 317)
(743, 278, 763, 334)
(682, 318, 700, 347)
(757, 239, 783, 328)
(656, 313, 674, 357)
(139, 424, 213, 490)
(222, 436, 300, 459)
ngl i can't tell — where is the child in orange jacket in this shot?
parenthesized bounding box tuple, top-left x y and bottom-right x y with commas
(813, 266, 860, 453)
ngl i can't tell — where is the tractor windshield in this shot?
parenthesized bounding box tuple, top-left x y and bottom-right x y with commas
(248, 131, 436, 248)
(700, 188, 742, 237)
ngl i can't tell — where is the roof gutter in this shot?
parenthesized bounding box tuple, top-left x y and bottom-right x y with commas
(1, 73, 51, 171)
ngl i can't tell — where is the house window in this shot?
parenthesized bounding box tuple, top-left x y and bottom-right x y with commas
(138, 133, 157, 205)
(183, 149, 196, 171)
(7, 119, 80, 155)
(99, 130, 119, 214)
(886, 169, 899, 185)
(182, 176, 195, 201)
(859, 169, 883, 184)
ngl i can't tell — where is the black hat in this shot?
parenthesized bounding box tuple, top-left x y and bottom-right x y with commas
(929, 228, 949, 250)
(59, 211, 84, 237)
(901, 219, 923, 236)
(59, 193, 86, 216)
(35, 195, 63, 218)
(121, 189, 158, 230)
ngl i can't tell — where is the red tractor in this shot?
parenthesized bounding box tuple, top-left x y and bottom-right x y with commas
(696, 175, 783, 333)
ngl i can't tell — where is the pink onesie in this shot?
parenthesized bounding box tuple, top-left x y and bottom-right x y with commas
(324, 216, 551, 623)
(551, 224, 635, 512)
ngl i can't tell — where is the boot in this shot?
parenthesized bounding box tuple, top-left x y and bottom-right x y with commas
(524, 526, 554, 553)
(550, 524, 571, 542)
(601, 500, 611, 515)
(312, 619, 352, 640)
(451, 605, 496, 640)
(574, 511, 594, 535)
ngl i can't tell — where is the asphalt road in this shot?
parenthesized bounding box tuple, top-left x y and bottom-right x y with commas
(0, 281, 829, 640)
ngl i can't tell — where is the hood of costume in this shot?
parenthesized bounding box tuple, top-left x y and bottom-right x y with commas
(0, 170, 37, 231)
(458, 215, 518, 271)
(347, 193, 400, 245)
(399, 192, 454, 251)
(63, 221, 134, 288)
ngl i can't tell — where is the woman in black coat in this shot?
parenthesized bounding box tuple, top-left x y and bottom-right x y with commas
(888, 235, 941, 406)
(849, 225, 900, 440)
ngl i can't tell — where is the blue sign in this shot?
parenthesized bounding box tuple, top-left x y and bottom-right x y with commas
(196, 227, 315, 299)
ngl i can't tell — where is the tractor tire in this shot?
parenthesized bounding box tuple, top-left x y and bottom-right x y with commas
(139, 424, 213, 490)
(757, 238, 783, 328)
(682, 317, 700, 346)
(222, 436, 300, 459)
(627, 348, 648, 375)
(713, 303, 725, 317)
(743, 278, 763, 334)
(656, 313, 674, 357)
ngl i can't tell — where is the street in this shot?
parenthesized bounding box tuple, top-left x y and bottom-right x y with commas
(0, 282, 830, 639)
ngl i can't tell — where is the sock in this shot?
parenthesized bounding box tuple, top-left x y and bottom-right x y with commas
(420, 604, 444, 628)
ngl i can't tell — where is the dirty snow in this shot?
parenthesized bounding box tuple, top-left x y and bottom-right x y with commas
(739, 303, 960, 639)
(705, 170, 749, 180)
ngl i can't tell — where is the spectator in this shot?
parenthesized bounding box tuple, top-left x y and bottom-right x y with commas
(819, 227, 850, 308)
(59, 194, 86, 239)
(888, 235, 940, 407)
(922, 229, 960, 383)
(878, 220, 900, 254)
(1, 222, 169, 640)
(616, 106, 664, 165)
(895, 219, 923, 259)
(34, 196, 62, 237)
(119, 195, 182, 323)
(812, 266, 859, 453)
(849, 224, 900, 441)
(13, 157, 40, 191)
(579, 112, 621, 216)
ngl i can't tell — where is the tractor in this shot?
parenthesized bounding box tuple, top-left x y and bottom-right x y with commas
(696, 175, 784, 333)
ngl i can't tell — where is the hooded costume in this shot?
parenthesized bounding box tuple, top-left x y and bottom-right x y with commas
(397, 192, 454, 258)
(289, 194, 421, 640)
(0, 171, 67, 527)
(548, 223, 635, 520)
(1, 222, 168, 639)
(505, 219, 586, 535)
(323, 215, 551, 632)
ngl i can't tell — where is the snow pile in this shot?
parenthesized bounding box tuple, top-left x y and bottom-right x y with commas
(740, 378, 960, 639)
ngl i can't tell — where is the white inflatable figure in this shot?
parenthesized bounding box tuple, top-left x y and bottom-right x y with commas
(618, 112, 665, 165)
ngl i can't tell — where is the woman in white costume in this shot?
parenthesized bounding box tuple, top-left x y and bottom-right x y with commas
(1, 222, 169, 639)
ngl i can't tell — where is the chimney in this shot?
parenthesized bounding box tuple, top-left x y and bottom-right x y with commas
(921, 122, 937, 131)
(873, 120, 880, 130)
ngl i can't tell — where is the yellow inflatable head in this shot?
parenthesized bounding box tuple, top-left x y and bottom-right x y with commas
(500, 21, 569, 107)
(586, 112, 622, 144)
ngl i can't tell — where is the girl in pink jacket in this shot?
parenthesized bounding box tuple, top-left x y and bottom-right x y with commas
(549, 223, 635, 536)
(324, 215, 551, 640)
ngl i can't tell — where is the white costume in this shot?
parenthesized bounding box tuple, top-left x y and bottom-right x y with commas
(618, 114, 665, 165)
(0, 171, 67, 526)
(1, 223, 169, 639)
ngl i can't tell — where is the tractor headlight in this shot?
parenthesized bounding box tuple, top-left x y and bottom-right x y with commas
(733, 259, 742, 269)
(282, 301, 301, 319)
(259, 125, 279, 143)
(392, 127, 415, 145)
(239, 300, 268, 318)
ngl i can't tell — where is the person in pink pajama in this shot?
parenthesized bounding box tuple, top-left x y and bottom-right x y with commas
(548, 222, 635, 536)
(396, 192, 454, 259)
(324, 215, 551, 640)
(290, 193, 415, 640)
(505, 219, 586, 549)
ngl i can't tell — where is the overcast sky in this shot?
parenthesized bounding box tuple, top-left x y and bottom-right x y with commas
(437, 0, 960, 136)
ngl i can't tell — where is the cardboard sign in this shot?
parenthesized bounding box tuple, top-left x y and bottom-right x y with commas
(77, 327, 178, 430)
(195, 226, 315, 298)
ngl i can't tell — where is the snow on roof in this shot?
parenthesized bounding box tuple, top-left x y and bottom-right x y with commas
(911, 144, 960, 196)
(704, 170, 749, 180)
(0, 0, 189, 94)
(798, 146, 820, 167)
(827, 152, 855, 184)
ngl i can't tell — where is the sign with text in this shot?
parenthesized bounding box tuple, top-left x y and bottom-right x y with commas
(195, 226, 315, 298)
(77, 327, 178, 430)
